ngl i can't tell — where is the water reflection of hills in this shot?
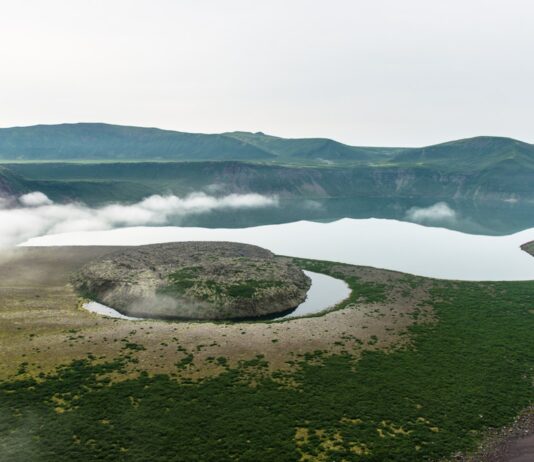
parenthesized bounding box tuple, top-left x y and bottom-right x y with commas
(164, 197, 534, 236)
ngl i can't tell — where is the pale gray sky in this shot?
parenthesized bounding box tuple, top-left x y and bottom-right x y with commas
(1, 0, 533, 146)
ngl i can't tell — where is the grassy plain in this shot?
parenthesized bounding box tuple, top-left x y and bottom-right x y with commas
(0, 247, 533, 461)
(0, 248, 423, 380)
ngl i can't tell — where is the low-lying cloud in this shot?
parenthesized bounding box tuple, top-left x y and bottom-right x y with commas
(19, 191, 54, 207)
(405, 202, 457, 225)
(0, 191, 278, 247)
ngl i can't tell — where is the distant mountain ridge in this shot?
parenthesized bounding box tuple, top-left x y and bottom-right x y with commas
(0, 123, 401, 162)
(393, 136, 534, 170)
(2, 123, 532, 168)
(0, 123, 274, 161)
(223, 131, 405, 161)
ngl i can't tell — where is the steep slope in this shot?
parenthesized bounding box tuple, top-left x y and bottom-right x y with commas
(6, 160, 533, 204)
(0, 164, 155, 203)
(393, 136, 534, 170)
(0, 167, 28, 197)
(0, 123, 275, 161)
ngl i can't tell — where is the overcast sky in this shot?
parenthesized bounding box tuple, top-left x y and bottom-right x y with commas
(1, 0, 533, 146)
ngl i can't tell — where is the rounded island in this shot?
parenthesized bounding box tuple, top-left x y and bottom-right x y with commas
(72, 241, 311, 320)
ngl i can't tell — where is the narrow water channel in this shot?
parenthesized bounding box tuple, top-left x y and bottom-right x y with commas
(279, 270, 350, 319)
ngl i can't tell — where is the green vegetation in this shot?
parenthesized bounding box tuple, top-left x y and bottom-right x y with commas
(394, 136, 534, 171)
(1, 258, 533, 461)
(162, 269, 284, 300)
(163, 267, 201, 293)
(226, 279, 283, 299)
(224, 130, 402, 162)
(1, 123, 532, 170)
(0, 123, 275, 161)
(294, 258, 387, 304)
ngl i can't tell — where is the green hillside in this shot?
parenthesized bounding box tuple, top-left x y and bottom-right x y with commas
(1, 124, 534, 171)
(0, 123, 406, 163)
(392, 136, 534, 171)
(224, 131, 404, 161)
(0, 123, 275, 161)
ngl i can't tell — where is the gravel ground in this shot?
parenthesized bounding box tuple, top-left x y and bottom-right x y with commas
(450, 407, 534, 462)
(0, 246, 431, 380)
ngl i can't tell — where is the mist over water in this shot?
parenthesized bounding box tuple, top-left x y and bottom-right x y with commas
(0, 191, 278, 247)
(23, 218, 534, 281)
(1, 191, 533, 281)
(153, 197, 534, 236)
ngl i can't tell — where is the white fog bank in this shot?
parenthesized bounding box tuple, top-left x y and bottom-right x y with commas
(21, 218, 534, 281)
(0, 191, 278, 247)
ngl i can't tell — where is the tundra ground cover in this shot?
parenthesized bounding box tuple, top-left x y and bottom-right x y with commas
(1, 253, 533, 461)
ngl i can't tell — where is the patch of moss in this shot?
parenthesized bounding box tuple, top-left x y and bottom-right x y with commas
(226, 279, 284, 299)
(160, 266, 202, 294)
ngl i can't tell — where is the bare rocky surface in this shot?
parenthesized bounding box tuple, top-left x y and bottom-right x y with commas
(72, 241, 311, 320)
(450, 407, 534, 462)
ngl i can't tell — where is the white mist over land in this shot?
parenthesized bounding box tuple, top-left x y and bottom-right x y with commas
(0, 191, 278, 247)
(22, 219, 534, 282)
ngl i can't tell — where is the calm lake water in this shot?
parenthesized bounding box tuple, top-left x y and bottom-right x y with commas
(23, 218, 534, 281)
(83, 270, 351, 321)
(282, 271, 351, 319)
(84, 301, 142, 321)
